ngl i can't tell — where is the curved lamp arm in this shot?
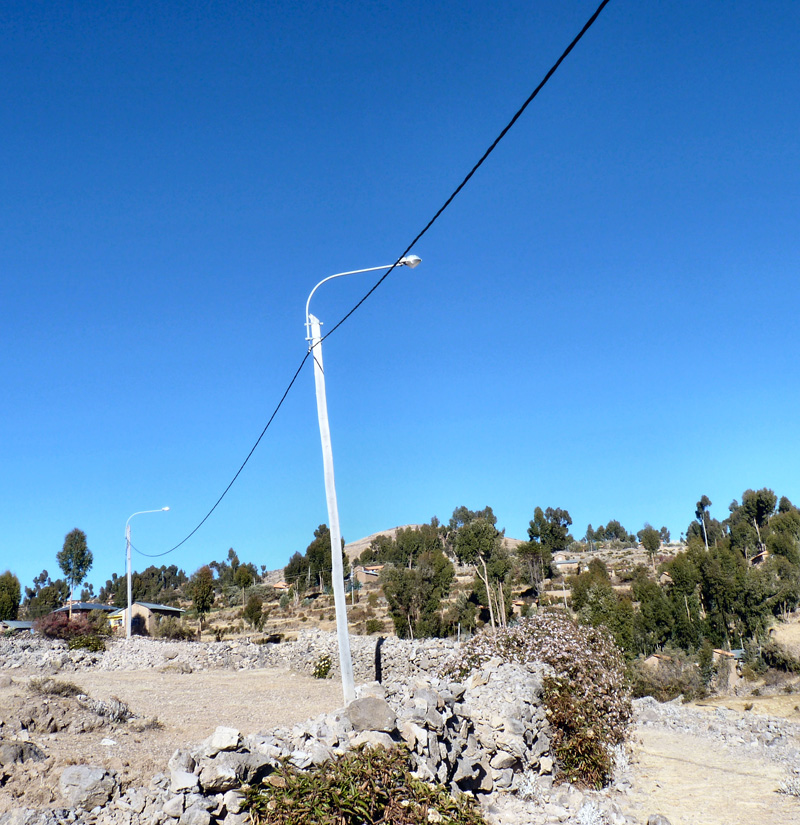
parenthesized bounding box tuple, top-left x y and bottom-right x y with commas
(304, 255, 421, 341)
(126, 507, 170, 530)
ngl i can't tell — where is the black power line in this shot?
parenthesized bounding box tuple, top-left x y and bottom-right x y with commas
(136, 0, 613, 560)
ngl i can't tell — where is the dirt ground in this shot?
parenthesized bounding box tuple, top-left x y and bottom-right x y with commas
(619, 723, 800, 825)
(2, 667, 800, 823)
(0, 667, 342, 813)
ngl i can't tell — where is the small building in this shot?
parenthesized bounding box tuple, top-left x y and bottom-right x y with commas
(108, 602, 185, 636)
(272, 581, 290, 591)
(511, 599, 528, 617)
(0, 619, 34, 634)
(552, 558, 581, 576)
(354, 564, 385, 585)
(712, 648, 745, 663)
(641, 652, 674, 672)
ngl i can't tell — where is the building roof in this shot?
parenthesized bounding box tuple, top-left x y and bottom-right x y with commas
(137, 602, 185, 613)
(108, 602, 185, 617)
(52, 602, 116, 614)
(0, 620, 34, 630)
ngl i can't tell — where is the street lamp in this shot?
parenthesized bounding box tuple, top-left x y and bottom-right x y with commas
(305, 255, 421, 705)
(125, 507, 170, 639)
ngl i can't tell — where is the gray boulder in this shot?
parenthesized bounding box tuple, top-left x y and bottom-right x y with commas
(59, 765, 117, 809)
(0, 741, 46, 765)
(345, 697, 396, 732)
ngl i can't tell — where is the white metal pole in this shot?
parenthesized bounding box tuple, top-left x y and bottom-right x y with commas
(126, 524, 132, 639)
(308, 314, 355, 704)
(303, 256, 420, 705)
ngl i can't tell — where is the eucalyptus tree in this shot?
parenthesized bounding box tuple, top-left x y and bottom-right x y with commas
(57, 529, 93, 618)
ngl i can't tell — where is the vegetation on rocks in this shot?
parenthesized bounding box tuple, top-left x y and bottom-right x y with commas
(243, 745, 487, 825)
(446, 611, 632, 788)
(312, 652, 332, 679)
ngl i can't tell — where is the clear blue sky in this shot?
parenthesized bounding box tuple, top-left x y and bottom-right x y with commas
(2, 1, 799, 595)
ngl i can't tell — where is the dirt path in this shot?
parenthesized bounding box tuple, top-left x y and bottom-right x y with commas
(617, 725, 800, 825)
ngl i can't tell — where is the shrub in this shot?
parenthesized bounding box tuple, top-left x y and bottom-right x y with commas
(29, 677, 84, 697)
(445, 611, 631, 788)
(243, 745, 486, 825)
(365, 618, 385, 635)
(313, 653, 332, 679)
(631, 652, 705, 702)
(243, 594, 265, 630)
(761, 640, 800, 673)
(153, 616, 196, 641)
(68, 635, 106, 652)
(34, 612, 95, 640)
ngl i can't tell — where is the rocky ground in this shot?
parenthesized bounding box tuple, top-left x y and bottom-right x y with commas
(2, 636, 800, 824)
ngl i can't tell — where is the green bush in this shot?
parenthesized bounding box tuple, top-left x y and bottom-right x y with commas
(243, 745, 486, 825)
(445, 611, 631, 788)
(153, 616, 196, 641)
(365, 618, 385, 635)
(630, 652, 705, 702)
(243, 594, 265, 630)
(313, 653, 332, 679)
(761, 640, 800, 673)
(68, 635, 106, 652)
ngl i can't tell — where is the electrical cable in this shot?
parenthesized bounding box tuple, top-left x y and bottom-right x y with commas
(134, 0, 612, 561)
(133, 351, 310, 558)
(319, 0, 612, 345)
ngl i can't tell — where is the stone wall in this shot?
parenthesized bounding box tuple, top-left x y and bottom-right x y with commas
(0, 631, 458, 687)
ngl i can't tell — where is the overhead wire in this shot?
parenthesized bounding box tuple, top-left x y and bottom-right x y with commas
(134, 0, 612, 561)
(133, 352, 310, 558)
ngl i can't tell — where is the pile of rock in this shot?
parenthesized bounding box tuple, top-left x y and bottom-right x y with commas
(144, 659, 555, 825)
(635, 695, 800, 764)
(1, 634, 652, 825)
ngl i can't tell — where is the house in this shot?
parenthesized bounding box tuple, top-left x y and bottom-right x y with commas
(108, 602, 185, 636)
(354, 565, 385, 585)
(552, 558, 581, 576)
(511, 599, 529, 617)
(0, 619, 34, 634)
(641, 653, 674, 672)
(712, 648, 744, 685)
(272, 581, 290, 592)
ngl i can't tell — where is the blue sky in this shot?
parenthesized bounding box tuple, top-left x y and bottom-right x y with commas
(2, 1, 799, 595)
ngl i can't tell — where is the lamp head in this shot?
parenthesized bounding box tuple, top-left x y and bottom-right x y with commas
(399, 255, 422, 269)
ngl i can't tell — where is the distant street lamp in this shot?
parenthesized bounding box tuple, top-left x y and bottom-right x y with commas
(305, 256, 421, 704)
(125, 507, 169, 639)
